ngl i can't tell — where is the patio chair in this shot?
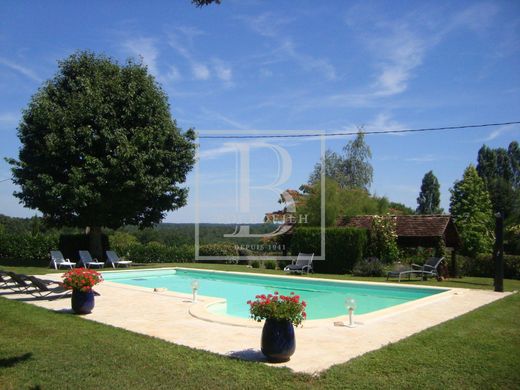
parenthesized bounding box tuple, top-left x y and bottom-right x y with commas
(105, 251, 132, 268)
(412, 257, 445, 280)
(284, 253, 314, 274)
(78, 251, 104, 268)
(50, 251, 76, 270)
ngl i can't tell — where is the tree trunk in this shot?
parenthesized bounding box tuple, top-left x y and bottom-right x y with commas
(88, 226, 103, 261)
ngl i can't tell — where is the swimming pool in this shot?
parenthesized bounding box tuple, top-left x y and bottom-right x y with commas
(103, 268, 448, 320)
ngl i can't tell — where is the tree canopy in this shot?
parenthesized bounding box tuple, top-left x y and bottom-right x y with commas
(476, 142, 519, 220)
(297, 179, 390, 227)
(449, 165, 494, 256)
(309, 130, 373, 191)
(8, 51, 196, 256)
(416, 170, 443, 214)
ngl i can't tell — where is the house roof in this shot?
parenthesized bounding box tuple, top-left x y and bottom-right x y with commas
(338, 214, 460, 247)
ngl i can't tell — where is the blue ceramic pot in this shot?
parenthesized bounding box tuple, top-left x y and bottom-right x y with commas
(261, 318, 296, 362)
(71, 289, 95, 314)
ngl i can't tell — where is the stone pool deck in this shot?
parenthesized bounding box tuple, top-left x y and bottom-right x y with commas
(0, 270, 512, 374)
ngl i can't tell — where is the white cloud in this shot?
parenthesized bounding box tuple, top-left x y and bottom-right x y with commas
(363, 113, 408, 135)
(479, 124, 520, 142)
(405, 155, 438, 163)
(192, 63, 210, 80)
(168, 33, 216, 82)
(200, 108, 249, 129)
(0, 57, 42, 83)
(175, 26, 205, 44)
(0, 112, 19, 125)
(238, 12, 293, 38)
(339, 2, 501, 101)
(279, 38, 336, 81)
(213, 59, 232, 82)
(239, 14, 336, 81)
(198, 141, 274, 160)
(166, 65, 181, 81)
(450, 2, 499, 32)
(372, 29, 426, 96)
(122, 37, 160, 77)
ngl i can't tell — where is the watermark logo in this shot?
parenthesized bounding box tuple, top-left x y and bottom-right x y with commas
(195, 130, 326, 261)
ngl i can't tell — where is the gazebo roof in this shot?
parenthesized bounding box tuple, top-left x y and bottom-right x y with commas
(338, 214, 460, 248)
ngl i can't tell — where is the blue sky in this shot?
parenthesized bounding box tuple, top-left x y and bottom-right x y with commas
(0, 0, 519, 223)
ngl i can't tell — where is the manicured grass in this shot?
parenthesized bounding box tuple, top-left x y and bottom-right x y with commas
(2, 262, 520, 291)
(0, 291, 519, 389)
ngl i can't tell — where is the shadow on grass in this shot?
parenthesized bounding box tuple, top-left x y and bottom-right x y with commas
(0, 352, 32, 368)
(446, 279, 491, 287)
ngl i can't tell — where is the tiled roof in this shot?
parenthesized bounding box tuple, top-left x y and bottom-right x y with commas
(338, 215, 452, 238)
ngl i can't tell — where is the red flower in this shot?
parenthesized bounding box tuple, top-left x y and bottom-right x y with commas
(247, 291, 307, 327)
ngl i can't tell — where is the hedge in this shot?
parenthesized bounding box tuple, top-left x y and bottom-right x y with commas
(115, 242, 195, 263)
(290, 227, 368, 274)
(0, 232, 59, 266)
(460, 254, 520, 279)
(196, 243, 239, 264)
(59, 234, 110, 262)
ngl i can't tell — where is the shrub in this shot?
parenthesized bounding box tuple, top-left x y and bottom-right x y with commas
(352, 258, 385, 277)
(290, 227, 368, 274)
(368, 215, 399, 263)
(264, 260, 277, 270)
(109, 231, 139, 254)
(0, 232, 59, 266)
(250, 260, 260, 268)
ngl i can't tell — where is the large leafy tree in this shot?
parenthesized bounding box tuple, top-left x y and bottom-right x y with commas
(8, 51, 196, 258)
(297, 179, 390, 227)
(308, 130, 373, 191)
(416, 171, 443, 214)
(449, 165, 494, 256)
(477, 142, 518, 219)
(342, 131, 373, 191)
(508, 141, 520, 189)
(308, 150, 346, 187)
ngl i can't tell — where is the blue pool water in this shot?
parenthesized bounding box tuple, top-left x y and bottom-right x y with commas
(103, 268, 447, 320)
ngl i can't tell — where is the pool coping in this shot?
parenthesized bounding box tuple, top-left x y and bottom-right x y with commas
(102, 266, 457, 328)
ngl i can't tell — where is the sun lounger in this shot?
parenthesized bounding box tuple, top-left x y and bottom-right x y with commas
(106, 251, 132, 268)
(5, 272, 33, 292)
(0, 270, 15, 288)
(79, 250, 104, 268)
(284, 253, 314, 274)
(387, 257, 445, 282)
(386, 264, 417, 282)
(412, 257, 445, 280)
(50, 251, 76, 269)
(24, 275, 70, 297)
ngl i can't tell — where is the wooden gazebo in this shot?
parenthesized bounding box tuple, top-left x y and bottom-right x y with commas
(338, 214, 460, 249)
(339, 214, 461, 276)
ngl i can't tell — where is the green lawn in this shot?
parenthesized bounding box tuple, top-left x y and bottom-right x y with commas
(1, 263, 519, 389)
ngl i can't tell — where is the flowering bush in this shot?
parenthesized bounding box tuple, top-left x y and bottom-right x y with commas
(248, 292, 307, 326)
(62, 268, 103, 292)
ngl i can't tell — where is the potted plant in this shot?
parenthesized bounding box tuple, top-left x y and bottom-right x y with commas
(62, 268, 103, 314)
(248, 291, 306, 362)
